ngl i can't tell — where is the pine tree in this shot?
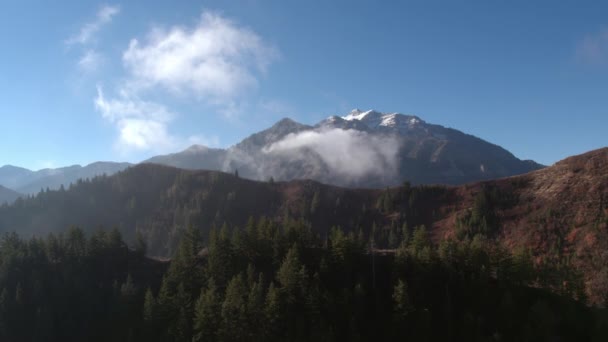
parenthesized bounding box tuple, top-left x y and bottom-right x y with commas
(276, 244, 305, 305)
(208, 226, 233, 288)
(193, 279, 221, 342)
(167, 283, 193, 341)
(220, 274, 248, 341)
(155, 276, 175, 323)
(246, 273, 265, 341)
(143, 288, 156, 322)
(392, 279, 413, 318)
(120, 274, 137, 298)
(65, 226, 86, 259)
(264, 282, 283, 340)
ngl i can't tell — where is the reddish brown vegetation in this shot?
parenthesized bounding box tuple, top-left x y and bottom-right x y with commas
(430, 148, 608, 305)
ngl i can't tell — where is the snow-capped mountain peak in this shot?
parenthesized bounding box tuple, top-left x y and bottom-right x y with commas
(340, 109, 424, 131)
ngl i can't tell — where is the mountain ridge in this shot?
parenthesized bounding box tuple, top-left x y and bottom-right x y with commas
(145, 109, 544, 187)
(0, 109, 545, 192)
(0, 185, 22, 204)
(0, 147, 605, 303)
(0, 161, 132, 195)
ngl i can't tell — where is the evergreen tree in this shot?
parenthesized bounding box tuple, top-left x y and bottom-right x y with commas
(192, 279, 221, 342)
(142, 288, 156, 322)
(276, 244, 306, 305)
(264, 282, 284, 340)
(220, 274, 249, 341)
(208, 225, 233, 288)
(392, 279, 413, 318)
(246, 273, 266, 341)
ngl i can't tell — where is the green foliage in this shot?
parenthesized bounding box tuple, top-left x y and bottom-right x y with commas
(193, 279, 221, 342)
(220, 274, 249, 341)
(0, 219, 605, 341)
(392, 279, 414, 318)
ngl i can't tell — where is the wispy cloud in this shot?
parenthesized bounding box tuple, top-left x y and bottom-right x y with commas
(67, 4, 120, 76)
(66, 5, 121, 46)
(577, 28, 608, 65)
(95, 86, 177, 153)
(96, 10, 278, 153)
(78, 50, 103, 72)
(95, 86, 217, 154)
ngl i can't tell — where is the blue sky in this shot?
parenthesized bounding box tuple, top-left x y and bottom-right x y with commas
(1, 0, 607, 170)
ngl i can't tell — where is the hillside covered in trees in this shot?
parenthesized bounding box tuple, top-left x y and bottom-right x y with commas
(0, 221, 606, 341)
(0, 148, 607, 307)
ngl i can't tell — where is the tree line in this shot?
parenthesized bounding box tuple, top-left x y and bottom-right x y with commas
(0, 217, 606, 341)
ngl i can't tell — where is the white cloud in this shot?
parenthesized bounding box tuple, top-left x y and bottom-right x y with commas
(577, 28, 608, 65)
(122, 11, 278, 103)
(67, 5, 121, 46)
(67, 5, 120, 75)
(263, 129, 400, 179)
(94, 86, 174, 123)
(95, 86, 177, 153)
(115, 118, 175, 151)
(78, 50, 103, 72)
(94, 10, 278, 154)
(94, 86, 216, 154)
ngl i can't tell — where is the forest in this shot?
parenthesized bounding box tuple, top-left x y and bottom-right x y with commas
(1, 217, 606, 341)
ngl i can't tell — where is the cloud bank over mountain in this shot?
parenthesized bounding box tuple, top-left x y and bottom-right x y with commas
(263, 128, 400, 180)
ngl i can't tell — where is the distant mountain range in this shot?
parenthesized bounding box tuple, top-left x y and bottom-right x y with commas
(146, 109, 544, 187)
(0, 185, 21, 204)
(0, 162, 132, 195)
(0, 109, 544, 198)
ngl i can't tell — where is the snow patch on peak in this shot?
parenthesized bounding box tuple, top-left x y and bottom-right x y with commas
(342, 109, 381, 122)
(339, 109, 425, 132)
(379, 113, 422, 127)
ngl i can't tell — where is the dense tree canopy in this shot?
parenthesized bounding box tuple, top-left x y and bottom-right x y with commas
(0, 219, 606, 341)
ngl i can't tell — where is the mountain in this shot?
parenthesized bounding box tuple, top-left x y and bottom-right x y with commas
(145, 109, 544, 187)
(144, 145, 226, 171)
(432, 147, 608, 305)
(0, 162, 132, 194)
(0, 165, 34, 189)
(0, 147, 606, 303)
(0, 185, 21, 204)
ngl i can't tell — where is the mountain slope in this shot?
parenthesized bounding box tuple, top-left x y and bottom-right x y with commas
(432, 147, 608, 305)
(147, 109, 543, 187)
(0, 162, 132, 194)
(0, 185, 21, 204)
(0, 165, 33, 189)
(0, 148, 605, 303)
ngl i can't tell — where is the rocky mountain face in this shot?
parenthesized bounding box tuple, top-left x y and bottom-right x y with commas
(0, 185, 21, 204)
(0, 162, 132, 195)
(145, 109, 543, 187)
